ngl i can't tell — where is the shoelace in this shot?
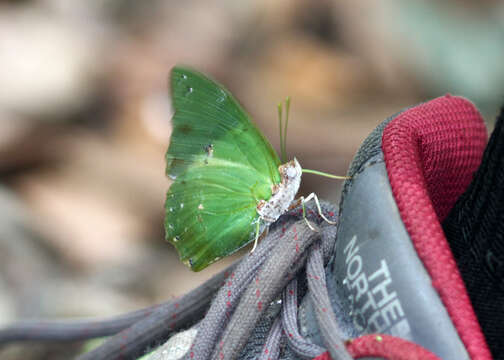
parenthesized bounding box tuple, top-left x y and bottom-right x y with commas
(0, 202, 440, 360)
(189, 205, 345, 360)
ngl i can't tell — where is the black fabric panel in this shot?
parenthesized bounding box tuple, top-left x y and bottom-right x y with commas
(443, 105, 504, 360)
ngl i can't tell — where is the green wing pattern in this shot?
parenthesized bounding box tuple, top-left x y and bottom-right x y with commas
(165, 66, 282, 271)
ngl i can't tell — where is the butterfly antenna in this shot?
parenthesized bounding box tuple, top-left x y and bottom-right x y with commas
(278, 102, 287, 163)
(283, 97, 290, 163)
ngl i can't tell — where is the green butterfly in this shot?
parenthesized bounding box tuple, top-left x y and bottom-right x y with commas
(165, 66, 341, 271)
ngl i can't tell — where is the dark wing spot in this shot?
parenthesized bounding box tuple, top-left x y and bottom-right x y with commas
(178, 124, 193, 134)
(176, 73, 188, 85)
(184, 86, 193, 97)
(168, 157, 186, 170)
(204, 144, 214, 157)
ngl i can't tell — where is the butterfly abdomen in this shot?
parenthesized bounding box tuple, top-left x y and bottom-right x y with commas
(256, 158, 302, 223)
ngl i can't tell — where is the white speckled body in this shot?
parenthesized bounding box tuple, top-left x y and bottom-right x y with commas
(257, 158, 302, 223)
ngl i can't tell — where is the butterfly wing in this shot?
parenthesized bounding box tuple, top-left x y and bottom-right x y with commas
(165, 66, 281, 271)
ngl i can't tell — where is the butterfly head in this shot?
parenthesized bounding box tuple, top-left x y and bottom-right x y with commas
(280, 158, 302, 184)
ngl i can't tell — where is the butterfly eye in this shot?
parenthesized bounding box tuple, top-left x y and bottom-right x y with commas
(285, 167, 297, 179)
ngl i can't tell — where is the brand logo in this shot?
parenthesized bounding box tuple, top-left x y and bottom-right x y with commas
(342, 235, 411, 337)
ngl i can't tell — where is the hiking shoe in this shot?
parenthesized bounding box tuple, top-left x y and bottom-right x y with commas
(322, 94, 494, 360)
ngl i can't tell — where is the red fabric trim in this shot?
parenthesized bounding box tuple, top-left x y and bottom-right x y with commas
(312, 334, 440, 360)
(312, 351, 331, 360)
(347, 334, 441, 360)
(382, 95, 491, 359)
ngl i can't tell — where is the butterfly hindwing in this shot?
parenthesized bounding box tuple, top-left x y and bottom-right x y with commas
(165, 66, 282, 271)
(166, 163, 261, 271)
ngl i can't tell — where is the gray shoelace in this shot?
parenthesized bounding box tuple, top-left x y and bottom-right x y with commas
(1, 201, 353, 360)
(184, 201, 352, 360)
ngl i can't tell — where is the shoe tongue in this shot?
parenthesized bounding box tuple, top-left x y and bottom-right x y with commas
(443, 105, 504, 357)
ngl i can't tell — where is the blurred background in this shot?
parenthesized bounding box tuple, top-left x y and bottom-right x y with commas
(0, 0, 503, 358)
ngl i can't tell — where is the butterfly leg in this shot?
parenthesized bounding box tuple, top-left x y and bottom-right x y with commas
(300, 196, 316, 231)
(302, 193, 337, 225)
(251, 219, 261, 253)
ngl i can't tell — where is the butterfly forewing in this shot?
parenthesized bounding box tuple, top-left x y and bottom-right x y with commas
(167, 67, 281, 181)
(165, 66, 282, 271)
